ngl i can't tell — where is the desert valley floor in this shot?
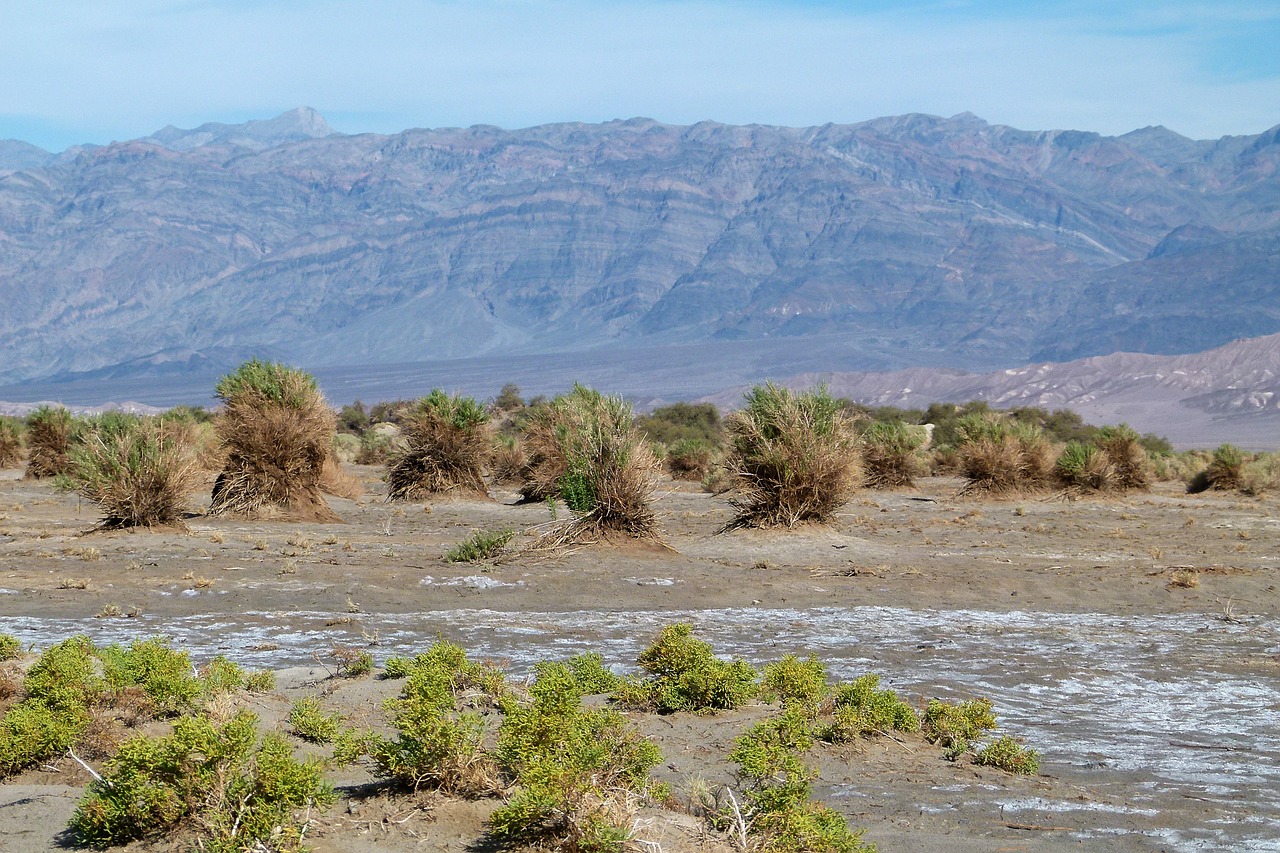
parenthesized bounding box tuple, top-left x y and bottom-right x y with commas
(1, 465, 1278, 852)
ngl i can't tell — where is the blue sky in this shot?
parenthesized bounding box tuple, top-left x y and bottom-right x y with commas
(2, 0, 1279, 151)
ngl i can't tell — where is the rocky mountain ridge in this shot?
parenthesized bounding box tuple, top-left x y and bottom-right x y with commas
(0, 109, 1278, 389)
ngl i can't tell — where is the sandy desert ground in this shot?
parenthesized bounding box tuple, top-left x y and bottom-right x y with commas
(1, 464, 1278, 852)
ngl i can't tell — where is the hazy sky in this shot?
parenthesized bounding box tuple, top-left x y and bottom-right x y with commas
(3, 0, 1279, 151)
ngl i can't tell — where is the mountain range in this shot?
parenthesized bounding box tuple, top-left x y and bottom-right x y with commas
(1, 107, 1278, 443)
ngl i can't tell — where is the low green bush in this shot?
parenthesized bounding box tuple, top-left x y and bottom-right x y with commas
(491, 671, 663, 850)
(728, 706, 873, 853)
(23, 636, 104, 712)
(760, 655, 828, 709)
(444, 527, 515, 562)
(922, 698, 998, 760)
(616, 623, 759, 713)
(0, 635, 21, 661)
(288, 697, 344, 744)
(976, 735, 1040, 775)
(70, 709, 333, 851)
(98, 638, 201, 716)
(821, 675, 919, 743)
(0, 699, 87, 777)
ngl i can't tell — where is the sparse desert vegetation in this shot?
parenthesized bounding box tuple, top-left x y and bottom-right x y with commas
(0, 386, 1276, 852)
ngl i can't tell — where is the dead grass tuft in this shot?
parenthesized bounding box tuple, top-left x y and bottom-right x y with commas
(387, 391, 492, 500)
(723, 383, 860, 528)
(23, 406, 76, 479)
(209, 360, 340, 522)
(956, 415, 1054, 497)
(66, 416, 199, 529)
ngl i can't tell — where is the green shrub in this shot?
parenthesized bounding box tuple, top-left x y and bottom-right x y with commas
(331, 646, 374, 678)
(728, 706, 873, 853)
(860, 420, 927, 489)
(976, 735, 1040, 775)
(372, 697, 495, 795)
(288, 697, 343, 744)
(955, 415, 1054, 496)
(244, 670, 276, 693)
(70, 710, 333, 851)
(491, 677, 663, 850)
(724, 383, 861, 528)
(386, 390, 492, 499)
(444, 527, 515, 562)
(1054, 441, 1114, 493)
(200, 656, 246, 696)
(64, 415, 198, 528)
(760, 655, 828, 709)
(617, 623, 758, 713)
(922, 698, 997, 760)
(533, 652, 621, 699)
(0, 699, 87, 777)
(635, 402, 722, 446)
(98, 638, 201, 716)
(518, 385, 660, 539)
(821, 675, 918, 743)
(1096, 424, 1149, 491)
(665, 438, 718, 481)
(24, 636, 103, 711)
(0, 635, 21, 661)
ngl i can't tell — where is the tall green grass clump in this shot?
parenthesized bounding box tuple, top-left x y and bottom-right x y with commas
(1188, 443, 1248, 493)
(387, 390, 492, 500)
(209, 360, 341, 521)
(519, 385, 660, 539)
(724, 383, 861, 528)
(65, 415, 198, 528)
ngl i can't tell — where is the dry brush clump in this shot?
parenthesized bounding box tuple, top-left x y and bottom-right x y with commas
(387, 390, 491, 500)
(954, 414, 1054, 496)
(859, 421, 928, 489)
(1054, 424, 1150, 496)
(520, 385, 660, 540)
(0, 417, 23, 468)
(66, 415, 199, 529)
(23, 406, 77, 479)
(723, 383, 861, 528)
(209, 360, 341, 522)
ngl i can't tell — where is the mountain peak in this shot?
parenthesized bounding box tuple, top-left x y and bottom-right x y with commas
(144, 107, 336, 152)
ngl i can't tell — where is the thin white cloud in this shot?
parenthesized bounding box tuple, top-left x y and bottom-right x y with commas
(1, 0, 1277, 149)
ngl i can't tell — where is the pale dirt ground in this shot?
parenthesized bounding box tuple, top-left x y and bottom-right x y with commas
(0, 463, 1277, 852)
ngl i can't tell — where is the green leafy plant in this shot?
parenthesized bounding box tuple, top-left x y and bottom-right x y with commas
(490, 666, 663, 851)
(287, 697, 344, 744)
(922, 698, 998, 760)
(200, 656, 247, 696)
(760, 655, 828, 709)
(821, 675, 919, 743)
(727, 706, 874, 852)
(70, 709, 334, 851)
(444, 527, 515, 563)
(976, 735, 1040, 775)
(0, 699, 87, 777)
(616, 623, 758, 713)
(98, 638, 201, 716)
(0, 635, 21, 662)
(724, 383, 861, 528)
(23, 636, 104, 712)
